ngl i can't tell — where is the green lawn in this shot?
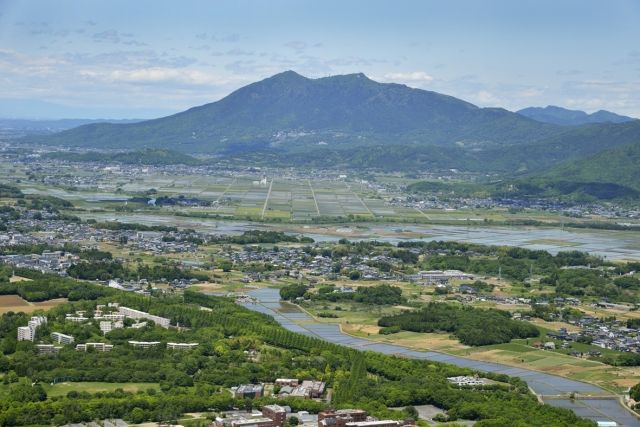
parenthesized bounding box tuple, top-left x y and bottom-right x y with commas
(43, 382, 160, 397)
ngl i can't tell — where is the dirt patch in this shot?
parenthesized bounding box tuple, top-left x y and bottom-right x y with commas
(612, 378, 640, 388)
(0, 295, 67, 314)
(0, 294, 30, 311)
(9, 276, 32, 283)
(343, 323, 381, 335)
(528, 318, 582, 333)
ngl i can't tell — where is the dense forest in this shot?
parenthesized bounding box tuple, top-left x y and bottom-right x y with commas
(378, 303, 540, 346)
(280, 283, 406, 306)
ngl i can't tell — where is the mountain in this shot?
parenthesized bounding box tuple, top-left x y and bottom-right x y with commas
(517, 106, 636, 126)
(25, 71, 640, 174)
(29, 71, 560, 152)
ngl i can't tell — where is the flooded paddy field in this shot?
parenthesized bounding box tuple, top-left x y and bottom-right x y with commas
(76, 211, 640, 261)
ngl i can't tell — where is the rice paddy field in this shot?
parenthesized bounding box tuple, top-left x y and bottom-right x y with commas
(3, 160, 640, 260)
(10, 161, 618, 225)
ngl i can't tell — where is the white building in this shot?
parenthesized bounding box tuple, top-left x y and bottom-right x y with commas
(76, 342, 114, 352)
(416, 270, 474, 284)
(100, 320, 124, 335)
(128, 340, 161, 349)
(95, 313, 125, 322)
(66, 315, 88, 323)
(167, 342, 199, 350)
(36, 344, 61, 354)
(118, 306, 170, 328)
(17, 316, 47, 341)
(17, 326, 35, 341)
(51, 332, 75, 345)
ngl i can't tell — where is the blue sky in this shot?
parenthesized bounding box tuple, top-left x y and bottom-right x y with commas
(0, 0, 639, 119)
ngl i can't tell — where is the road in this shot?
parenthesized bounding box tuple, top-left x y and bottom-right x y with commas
(241, 288, 640, 427)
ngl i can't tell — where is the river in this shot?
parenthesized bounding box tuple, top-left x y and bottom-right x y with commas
(241, 288, 640, 427)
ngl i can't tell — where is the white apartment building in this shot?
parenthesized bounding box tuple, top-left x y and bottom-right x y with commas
(76, 342, 114, 352)
(167, 342, 199, 350)
(118, 306, 170, 328)
(17, 326, 34, 341)
(51, 332, 75, 345)
(128, 340, 161, 349)
(17, 316, 47, 341)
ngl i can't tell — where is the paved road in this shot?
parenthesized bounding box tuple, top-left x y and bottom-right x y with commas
(241, 288, 640, 427)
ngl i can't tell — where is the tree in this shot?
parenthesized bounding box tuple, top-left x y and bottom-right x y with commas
(129, 407, 146, 424)
(219, 260, 233, 272)
(630, 382, 640, 401)
(287, 416, 300, 427)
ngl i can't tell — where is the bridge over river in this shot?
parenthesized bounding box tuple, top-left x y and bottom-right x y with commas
(241, 288, 640, 427)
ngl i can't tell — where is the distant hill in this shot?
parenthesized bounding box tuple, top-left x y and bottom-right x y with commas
(517, 106, 635, 126)
(24, 71, 640, 175)
(0, 118, 142, 135)
(517, 141, 640, 199)
(406, 140, 640, 201)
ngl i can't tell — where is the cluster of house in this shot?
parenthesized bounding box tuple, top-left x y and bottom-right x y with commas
(227, 249, 405, 282)
(544, 319, 640, 354)
(0, 217, 204, 273)
(213, 406, 411, 427)
(0, 250, 79, 275)
(388, 190, 640, 221)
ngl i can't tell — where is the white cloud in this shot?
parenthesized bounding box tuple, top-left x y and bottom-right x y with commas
(472, 90, 502, 105)
(516, 87, 544, 98)
(383, 71, 434, 83)
(80, 67, 238, 87)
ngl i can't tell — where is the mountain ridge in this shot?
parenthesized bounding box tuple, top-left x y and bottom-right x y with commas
(517, 105, 636, 126)
(27, 70, 560, 152)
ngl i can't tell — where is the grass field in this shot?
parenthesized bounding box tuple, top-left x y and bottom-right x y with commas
(0, 295, 68, 314)
(43, 382, 160, 397)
